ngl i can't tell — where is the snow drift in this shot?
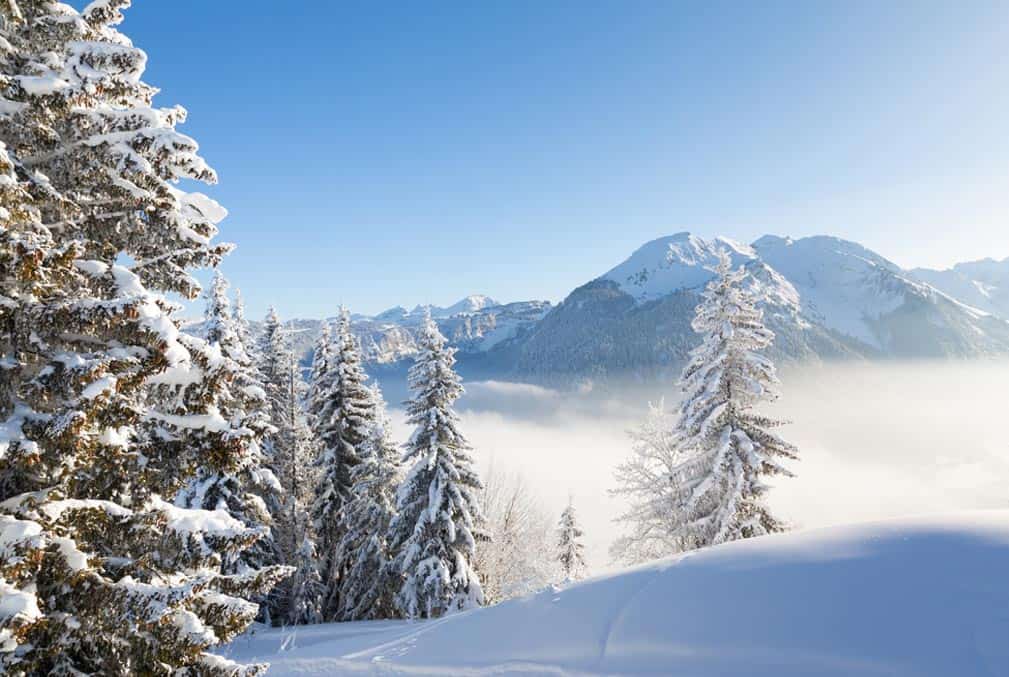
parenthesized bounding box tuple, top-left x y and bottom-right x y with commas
(224, 512, 1009, 676)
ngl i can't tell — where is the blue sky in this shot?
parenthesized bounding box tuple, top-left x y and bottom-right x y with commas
(112, 1, 1008, 318)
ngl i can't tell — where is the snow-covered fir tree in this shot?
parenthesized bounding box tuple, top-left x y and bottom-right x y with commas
(613, 251, 799, 560)
(284, 534, 325, 627)
(388, 315, 485, 619)
(671, 251, 798, 547)
(173, 270, 280, 575)
(255, 306, 301, 557)
(259, 307, 287, 413)
(557, 500, 587, 582)
(309, 308, 374, 620)
(234, 289, 259, 366)
(279, 394, 324, 626)
(0, 2, 289, 673)
(258, 312, 322, 625)
(230, 289, 285, 569)
(333, 383, 402, 621)
(308, 320, 334, 407)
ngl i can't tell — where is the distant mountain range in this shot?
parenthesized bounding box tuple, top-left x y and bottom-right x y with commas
(229, 233, 1009, 388)
(254, 298, 552, 382)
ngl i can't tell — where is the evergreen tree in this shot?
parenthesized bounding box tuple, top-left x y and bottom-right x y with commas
(308, 320, 333, 408)
(276, 362, 323, 627)
(259, 307, 287, 418)
(613, 251, 799, 560)
(0, 2, 288, 673)
(388, 316, 484, 619)
(284, 536, 325, 626)
(557, 501, 587, 582)
(258, 315, 321, 625)
(334, 384, 401, 621)
(231, 290, 284, 560)
(233, 289, 264, 383)
(174, 270, 279, 575)
(309, 307, 373, 619)
(255, 306, 296, 552)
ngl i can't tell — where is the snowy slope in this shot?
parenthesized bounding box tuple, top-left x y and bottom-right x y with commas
(223, 512, 1009, 676)
(752, 235, 929, 349)
(911, 257, 1009, 320)
(601, 232, 757, 303)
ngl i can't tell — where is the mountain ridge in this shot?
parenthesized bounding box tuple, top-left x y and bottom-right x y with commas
(219, 233, 1009, 387)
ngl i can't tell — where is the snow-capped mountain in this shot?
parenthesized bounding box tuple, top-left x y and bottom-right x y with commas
(600, 232, 758, 303)
(217, 233, 1009, 389)
(354, 298, 550, 364)
(372, 294, 501, 323)
(512, 233, 1009, 383)
(747, 235, 1004, 353)
(245, 298, 552, 376)
(910, 257, 1009, 320)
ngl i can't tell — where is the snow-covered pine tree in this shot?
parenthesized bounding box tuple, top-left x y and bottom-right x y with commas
(309, 307, 374, 620)
(233, 289, 261, 371)
(334, 383, 401, 621)
(0, 2, 289, 673)
(388, 315, 485, 619)
(661, 251, 798, 553)
(0, 137, 63, 668)
(234, 289, 251, 341)
(275, 354, 324, 626)
(610, 400, 684, 564)
(308, 319, 333, 408)
(173, 270, 279, 575)
(230, 288, 285, 571)
(284, 535, 325, 626)
(557, 500, 587, 582)
(255, 306, 297, 555)
(198, 275, 270, 410)
(258, 314, 321, 625)
(259, 307, 287, 415)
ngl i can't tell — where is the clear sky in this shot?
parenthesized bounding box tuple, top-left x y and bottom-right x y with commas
(107, 1, 1008, 319)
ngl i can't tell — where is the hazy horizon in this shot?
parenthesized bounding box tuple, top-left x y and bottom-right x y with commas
(383, 360, 1009, 571)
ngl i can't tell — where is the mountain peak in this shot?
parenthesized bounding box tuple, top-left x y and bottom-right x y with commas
(374, 305, 409, 322)
(444, 294, 499, 315)
(752, 234, 794, 248)
(601, 232, 756, 302)
(752, 234, 900, 273)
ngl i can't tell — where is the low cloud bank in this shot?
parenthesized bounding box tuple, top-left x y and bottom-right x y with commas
(390, 360, 1009, 572)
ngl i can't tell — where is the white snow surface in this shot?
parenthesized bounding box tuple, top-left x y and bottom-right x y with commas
(602, 232, 757, 303)
(751, 235, 915, 348)
(912, 256, 1009, 320)
(601, 232, 962, 350)
(223, 511, 1009, 676)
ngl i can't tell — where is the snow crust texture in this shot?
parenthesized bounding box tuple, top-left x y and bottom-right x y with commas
(223, 512, 1009, 676)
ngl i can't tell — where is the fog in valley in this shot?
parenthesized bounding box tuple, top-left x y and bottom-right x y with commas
(390, 360, 1009, 571)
